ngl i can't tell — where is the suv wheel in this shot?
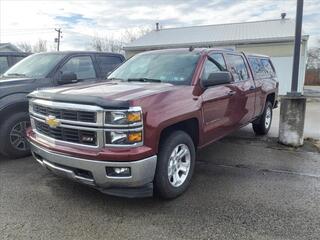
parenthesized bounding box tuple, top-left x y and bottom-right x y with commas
(0, 112, 31, 158)
(252, 101, 273, 135)
(154, 130, 195, 199)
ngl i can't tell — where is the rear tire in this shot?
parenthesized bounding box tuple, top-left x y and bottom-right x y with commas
(0, 112, 31, 158)
(252, 101, 273, 135)
(154, 130, 195, 199)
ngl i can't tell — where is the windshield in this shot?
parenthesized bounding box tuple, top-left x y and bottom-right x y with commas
(108, 51, 200, 85)
(2, 53, 66, 78)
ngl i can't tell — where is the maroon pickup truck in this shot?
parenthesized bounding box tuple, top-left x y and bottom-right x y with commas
(27, 48, 278, 199)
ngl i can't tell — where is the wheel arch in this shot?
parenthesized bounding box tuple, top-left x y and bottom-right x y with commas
(157, 117, 200, 153)
(266, 92, 276, 107)
(0, 94, 29, 125)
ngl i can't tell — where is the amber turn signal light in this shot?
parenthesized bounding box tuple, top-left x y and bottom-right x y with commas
(127, 112, 142, 123)
(128, 132, 142, 143)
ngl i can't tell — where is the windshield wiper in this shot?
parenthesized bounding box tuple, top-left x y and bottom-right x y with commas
(7, 73, 27, 77)
(107, 77, 125, 81)
(128, 78, 162, 83)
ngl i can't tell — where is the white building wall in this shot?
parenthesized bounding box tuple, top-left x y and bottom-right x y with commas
(271, 55, 306, 94)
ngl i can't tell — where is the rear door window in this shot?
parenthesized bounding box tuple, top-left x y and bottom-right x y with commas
(225, 54, 249, 82)
(96, 56, 123, 77)
(60, 56, 96, 80)
(0, 56, 9, 74)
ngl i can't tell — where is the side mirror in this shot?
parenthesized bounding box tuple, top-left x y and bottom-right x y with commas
(58, 72, 78, 85)
(202, 71, 232, 88)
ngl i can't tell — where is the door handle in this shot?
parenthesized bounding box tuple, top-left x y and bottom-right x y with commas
(228, 90, 236, 96)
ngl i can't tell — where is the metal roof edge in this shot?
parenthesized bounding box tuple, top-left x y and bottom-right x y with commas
(124, 36, 309, 51)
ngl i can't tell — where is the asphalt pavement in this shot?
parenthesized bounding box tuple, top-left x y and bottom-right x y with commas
(1, 126, 320, 239)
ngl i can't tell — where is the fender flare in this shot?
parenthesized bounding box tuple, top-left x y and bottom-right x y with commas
(154, 114, 202, 152)
(0, 93, 29, 115)
(0, 93, 28, 108)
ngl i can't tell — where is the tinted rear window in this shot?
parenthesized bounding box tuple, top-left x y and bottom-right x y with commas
(260, 58, 276, 77)
(248, 57, 275, 79)
(96, 56, 123, 77)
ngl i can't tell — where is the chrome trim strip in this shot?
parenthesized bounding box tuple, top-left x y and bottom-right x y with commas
(105, 127, 143, 132)
(104, 122, 143, 128)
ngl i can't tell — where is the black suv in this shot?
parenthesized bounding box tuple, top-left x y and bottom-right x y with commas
(0, 51, 125, 158)
(0, 52, 29, 74)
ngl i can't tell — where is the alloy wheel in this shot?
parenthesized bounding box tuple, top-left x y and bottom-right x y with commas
(9, 121, 30, 151)
(167, 144, 191, 187)
(265, 106, 272, 129)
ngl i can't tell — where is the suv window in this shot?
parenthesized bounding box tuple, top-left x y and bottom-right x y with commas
(209, 53, 226, 70)
(201, 58, 223, 81)
(97, 56, 122, 77)
(249, 57, 276, 79)
(226, 54, 249, 82)
(10, 56, 25, 65)
(248, 57, 265, 79)
(260, 58, 275, 78)
(0, 56, 9, 74)
(61, 56, 96, 80)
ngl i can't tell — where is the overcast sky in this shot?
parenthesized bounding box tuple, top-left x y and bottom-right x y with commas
(0, 0, 319, 51)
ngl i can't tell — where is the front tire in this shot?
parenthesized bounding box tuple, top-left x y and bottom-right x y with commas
(154, 130, 195, 199)
(252, 101, 273, 135)
(0, 112, 31, 158)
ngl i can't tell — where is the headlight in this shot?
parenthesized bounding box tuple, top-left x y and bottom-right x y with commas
(106, 130, 143, 145)
(105, 107, 142, 126)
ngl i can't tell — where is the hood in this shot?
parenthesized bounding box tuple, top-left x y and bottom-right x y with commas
(28, 81, 184, 109)
(0, 77, 35, 87)
(0, 77, 39, 98)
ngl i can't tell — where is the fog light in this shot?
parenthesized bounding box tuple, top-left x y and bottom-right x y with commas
(106, 167, 131, 177)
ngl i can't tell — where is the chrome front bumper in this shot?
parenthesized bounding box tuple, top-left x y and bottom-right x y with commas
(30, 142, 157, 197)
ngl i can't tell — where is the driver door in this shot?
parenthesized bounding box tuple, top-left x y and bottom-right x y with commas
(201, 56, 239, 144)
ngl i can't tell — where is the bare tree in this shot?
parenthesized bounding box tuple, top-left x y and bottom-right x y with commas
(17, 42, 32, 53)
(32, 39, 47, 53)
(307, 48, 320, 69)
(90, 27, 151, 53)
(307, 40, 320, 69)
(90, 36, 109, 52)
(90, 35, 122, 53)
(121, 27, 151, 44)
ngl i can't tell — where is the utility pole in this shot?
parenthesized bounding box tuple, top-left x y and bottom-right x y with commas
(54, 28, 62, 51)
(291, 0, 304, 94)
(279, 0, 306, 147)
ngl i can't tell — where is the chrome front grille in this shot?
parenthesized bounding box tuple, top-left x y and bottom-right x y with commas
(29, 99, 105, 148)
(34, 120, 97, 146)
(33, 104, 96, 123)
(29, 98, 143, 149)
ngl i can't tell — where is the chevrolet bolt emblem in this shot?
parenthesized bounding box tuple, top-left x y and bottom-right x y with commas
(45, 115, 60, 128)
